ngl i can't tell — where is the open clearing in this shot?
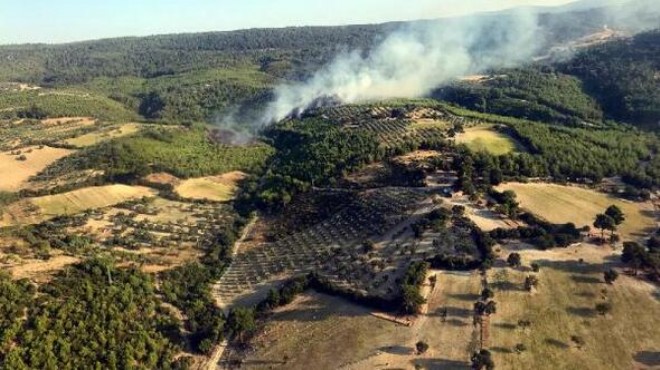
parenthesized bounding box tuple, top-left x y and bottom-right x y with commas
(62, 122, 142, 147)
(243, 244, 660, 370)
(175, 171, 246, 201)
(487, 243, 660, 370)
(455, 125, 521, 155)
(240, 292, 409, 369)
(0, 145, 73, 191)
(497, 182, 656, 239)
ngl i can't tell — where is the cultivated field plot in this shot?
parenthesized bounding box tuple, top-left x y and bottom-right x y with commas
(0, 145, 73, 191)
(238, 292, 410, 369)
(488, 244, 660, 370)
(239, 270, 485, 370)
(0, 184, 156, 225)
(455, 125, 522, 155)
(497, 182, 656, 239)
(214, 188, 431, 308)
(175, 171, 246, 202)
(0, 117, 98, 150)
(61, 122, 142, 147)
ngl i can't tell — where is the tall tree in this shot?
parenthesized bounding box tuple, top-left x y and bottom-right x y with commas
(593, 214, 615, 239)
(605, 205, 625, 226)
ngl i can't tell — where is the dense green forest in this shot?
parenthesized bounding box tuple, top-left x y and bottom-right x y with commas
(439, 30, 660, 129)
(0, 259, 183, 370)
(0, 89, 137, 121)
(38, 127, 274, 180)
(561, 29, 660, 127)
(435, 67, 604, 125)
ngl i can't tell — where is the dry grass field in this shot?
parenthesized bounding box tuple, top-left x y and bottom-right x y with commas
(175, 171, 246, 201)
(497, 182, 656, 239)
(40, 116, 96, 127)
(241, 292, 409, 369)
(455, 125, 522, 156)
(242, 243, 660, 370)
(62, 122, 142, 147)
(32, 184, 155, 217)
(488, 243, 660, 370)
(0, 185, 156, 225)
(0, 145, 74, 191)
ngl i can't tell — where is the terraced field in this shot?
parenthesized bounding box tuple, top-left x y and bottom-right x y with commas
(62, 122, 142, 147)
(0, 184, 156, 225)
(0, 117, 98, 150)
(213, 187, 432, 309)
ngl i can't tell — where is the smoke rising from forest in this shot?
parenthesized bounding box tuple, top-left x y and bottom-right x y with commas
(257, 0, 659, 125)
(260, 9, 541, 124)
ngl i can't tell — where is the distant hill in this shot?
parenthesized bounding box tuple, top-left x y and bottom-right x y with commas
(0, 1, 656, 126)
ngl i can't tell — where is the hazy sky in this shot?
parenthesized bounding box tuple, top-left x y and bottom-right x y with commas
(0, 0, 579, 45)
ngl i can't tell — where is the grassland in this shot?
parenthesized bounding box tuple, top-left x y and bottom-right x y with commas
(488, 244, 660, 370)
(0, 145, 73, 191)
(175, 171, 246, 201)
(62, 122, 142, 147)
(455, 125, 522, 155)
(497, 182, 656, 239)
(242, 243, 660, 370)
(241, 292, 409, 369)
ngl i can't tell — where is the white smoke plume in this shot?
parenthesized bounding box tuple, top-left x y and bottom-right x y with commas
(261, 9, 541, 124)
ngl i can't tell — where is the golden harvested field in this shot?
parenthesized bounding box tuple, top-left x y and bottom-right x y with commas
(456, 125, 521, 155)
(0, 185, 156, 225)
(62, 122, 142, 147)
(0, 145, 73, 191)
(33, 184, 155, 217)
(175, 171, 246, 202)
(497, 182, 656, 239)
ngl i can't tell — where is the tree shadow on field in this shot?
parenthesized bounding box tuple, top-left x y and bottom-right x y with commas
(379, 345, 414, 355)
(493, 322, 517, 330)
(444, 318, 469, 327)
(566, 306, 596, 318)
(428, 306, 473, 318)
(571, 274, 602, 284)
(575, 290, 597, 298)
(240, 359, 286, 366)
(539, 259, 608, 275)
(492, 280, 524, 292)
(490, 346, 514, 354)
(634, 351, 660, 367)
(411, 358, 470, 370)
(545, 338, 570, 349)
(447, 293, 480, 301)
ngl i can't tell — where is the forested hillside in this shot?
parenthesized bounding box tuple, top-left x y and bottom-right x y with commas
(437, 29, 660, 129)
(1, 4, 653, 125)
(562, 29, 660, 127)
